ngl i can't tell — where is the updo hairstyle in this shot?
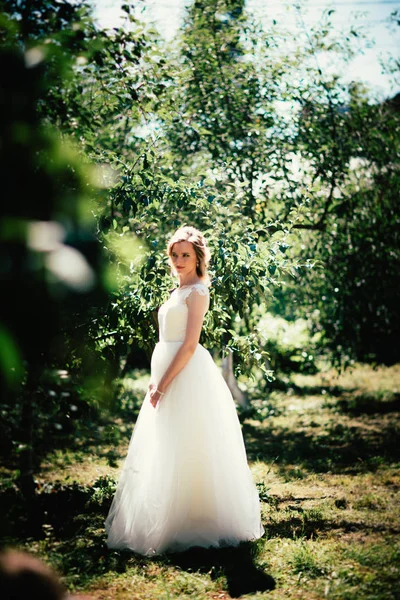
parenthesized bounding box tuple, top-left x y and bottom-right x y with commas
(167, 226, 211, 285)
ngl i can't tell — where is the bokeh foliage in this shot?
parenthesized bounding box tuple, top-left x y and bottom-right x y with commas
(0, 1, 111, 497)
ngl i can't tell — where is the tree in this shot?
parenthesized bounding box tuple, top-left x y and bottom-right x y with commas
(165, 0, 400, 367)
(164, 0, 287, 222)
(284, 85, 400, 366)
(0, 0, 297, 424)
(69, 1, 302, 404)
(0, 10, 110, 503)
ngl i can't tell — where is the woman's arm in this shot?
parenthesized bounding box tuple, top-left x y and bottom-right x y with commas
(149, 290, 208, 408)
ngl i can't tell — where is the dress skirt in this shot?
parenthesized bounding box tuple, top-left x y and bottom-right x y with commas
(105, 341, 264, 556)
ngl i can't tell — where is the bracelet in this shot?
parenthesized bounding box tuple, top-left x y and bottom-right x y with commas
(156, 388, 165, 396)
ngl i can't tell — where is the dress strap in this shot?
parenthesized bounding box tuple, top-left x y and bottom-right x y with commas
(178, 283, 209, 302)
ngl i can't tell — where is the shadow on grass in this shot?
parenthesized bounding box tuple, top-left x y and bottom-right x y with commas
(0, 485, 275, 596)
(0, 485, 142, 587)
(243, 417, 400, 474)
(165, 543, 275, 598)
(275, 382, 348, 398)
(264, 513, 400, 540)
(272, 381, 400, 416)
(0, 420, 133, 480)
(336, 392, 400, 416)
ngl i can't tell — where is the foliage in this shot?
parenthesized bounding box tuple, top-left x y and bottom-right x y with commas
(97, 167, 303, 375)
(278, 85, 400, 366)
(0, 7, 112, 496)
(0, 0, 303, 497)
(164, 0, 280, 219)
(7, 0, 397, 376)
(87, 475, 117, 509)
(0, 0, 161, 156)
(257, 314, 318, 377)
(158, 0, 400, 367)
(0, 1, 303, 381)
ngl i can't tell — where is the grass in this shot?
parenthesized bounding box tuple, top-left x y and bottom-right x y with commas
(1, 363, 399, 599)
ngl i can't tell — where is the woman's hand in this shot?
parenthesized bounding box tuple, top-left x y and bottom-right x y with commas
(148, 383, 164, 409)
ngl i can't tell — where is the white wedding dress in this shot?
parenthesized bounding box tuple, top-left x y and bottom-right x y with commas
(105, 283, 264, 556)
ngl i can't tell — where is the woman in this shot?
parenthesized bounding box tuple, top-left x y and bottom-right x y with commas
(105, 226, 264, 556)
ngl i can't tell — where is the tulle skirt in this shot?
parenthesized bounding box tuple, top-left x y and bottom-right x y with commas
(105, 341, 264, 556)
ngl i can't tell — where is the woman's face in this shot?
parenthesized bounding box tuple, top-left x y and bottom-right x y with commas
(170, 241, 197, 278)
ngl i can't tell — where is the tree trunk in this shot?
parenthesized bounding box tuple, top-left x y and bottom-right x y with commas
(222, 351, 248, 407)
(18, 365, 44, 534)
(19, 367, 37, 501)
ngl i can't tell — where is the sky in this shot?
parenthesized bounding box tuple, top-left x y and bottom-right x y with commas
(91, 0, 400, 99)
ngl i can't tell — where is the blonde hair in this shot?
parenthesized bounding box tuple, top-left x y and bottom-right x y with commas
(167, 226, 211, 286)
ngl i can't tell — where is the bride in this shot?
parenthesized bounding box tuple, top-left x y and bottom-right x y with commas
(105, 226, 264, 556)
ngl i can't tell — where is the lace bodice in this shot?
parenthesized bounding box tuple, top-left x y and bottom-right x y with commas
(158, 283, 209, 342)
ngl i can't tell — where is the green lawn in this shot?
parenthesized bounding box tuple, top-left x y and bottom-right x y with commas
(1, 364, 399, 599)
